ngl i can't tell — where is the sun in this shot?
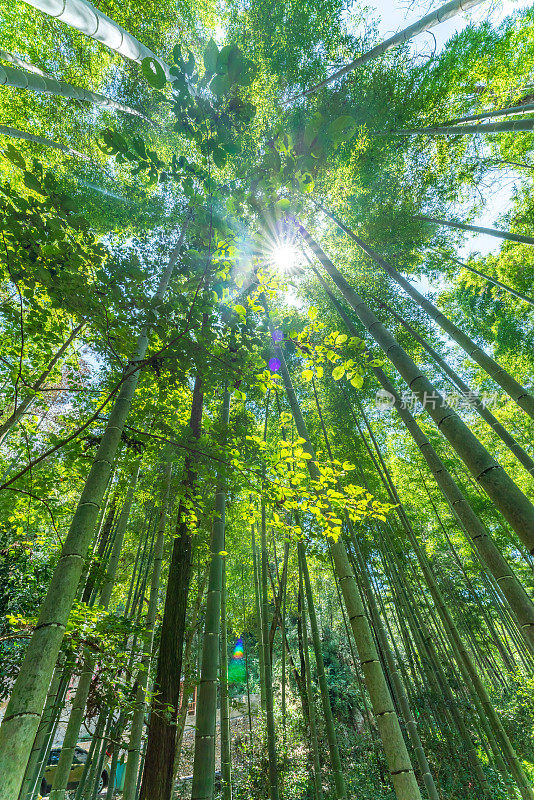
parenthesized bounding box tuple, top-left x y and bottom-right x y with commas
(269, 242, 299, 273)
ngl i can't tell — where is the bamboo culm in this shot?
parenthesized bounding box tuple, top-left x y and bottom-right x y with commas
(310, 380, 439, 800)
(22, 0, 172, 78)
(299, 559, 323, 800)
(299, 225, 534, 557)
(379, 298, 534, 478)
(315, 205, 534, 419)
(0, 212, 191, 800)
(298, 542, 347, 799)
(263, 296, 423, 800)
(285, 0, 486, 102)
(0, 63, 152, 122)
(49, 462, 141, 800)
(191, 386, 231, 800)
(220, 559, 232, 800)
(122, 461, 171, 800)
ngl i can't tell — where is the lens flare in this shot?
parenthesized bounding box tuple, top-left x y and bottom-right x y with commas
(269, 242, 298, 273)
(228, 637, 246, 683)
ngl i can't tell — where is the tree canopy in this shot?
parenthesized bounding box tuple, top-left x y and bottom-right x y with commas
(1, 1, 534, 799)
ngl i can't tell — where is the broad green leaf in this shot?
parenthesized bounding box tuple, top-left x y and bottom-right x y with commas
(23, 172, 46, 195)
(227, 47, 244, 82)
(304, 112, 323, 147)
(308, 306, 318, 321)
(141, 57, 167, 89)
(203, 38, 219, 74)
(216, 44, 234, 74)
(210, 73, 230, 96)
(350, 374, 363, 388)
(332, 365, 345, 380)
(297, 172, 314, 193)
(3, 144, 26, 170)
(276, 198, 291, 211)
(213, 147, 227, 169)
(327, 115, 357, 143)
(184, 50, 196, 75)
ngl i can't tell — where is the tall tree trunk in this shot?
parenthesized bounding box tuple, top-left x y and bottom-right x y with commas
(241, 569, 254, 752)
(299, 559, 323, 800)
(324, 277, 534, 655)
(397, 119, 534, 135)
(22, 0, 171, 78)
(445, 254, 534, 306)
(299, 226, 534, 557)
(418, 468, 521, 672)
(298, 542, 346, 799)
(0, 124, 90, 158)
(442, 101, 534, 126)
(220, 559, 232, 800)
(315, 204, 534, 419)
(258, 393, 280, 800)
(379, 298, 534, 477)
(191, 386, 231, 800)
(0, 63, 152, 122)
(337, 382, 533, 798)
(286, 0, 485, 101)
(350, 536, 440, 800)
(251, 523, 266, 712)
(0, 49, 51, 76)
(382, 543, 493, 793)
(139, 373, 204, 800)
(348, 380, 534, 657)
(259, 503, 280, 800)
(19, 659, 68, 800)
(0, 212, 191, 800)
(122, 460, 171, 800)
(415, 214, 534, 245)
(49, 461, 141, 800)
(263, 297, 422, 800)
(173, 565, 209, 781)
(310, 378, 439, 800)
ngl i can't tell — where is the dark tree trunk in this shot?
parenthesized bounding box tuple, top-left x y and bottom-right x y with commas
(139, 375, 204, 800)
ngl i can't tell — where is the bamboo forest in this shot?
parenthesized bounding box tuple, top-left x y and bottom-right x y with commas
(2, 0, 534, 798)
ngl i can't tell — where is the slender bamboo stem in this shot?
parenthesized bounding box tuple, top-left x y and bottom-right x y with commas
(191, 386, 231, 800)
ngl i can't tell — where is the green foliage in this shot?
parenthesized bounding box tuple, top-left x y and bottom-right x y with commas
(1, 2, 534, 799)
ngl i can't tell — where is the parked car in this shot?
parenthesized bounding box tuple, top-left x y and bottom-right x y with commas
(40, 745, 109, 797)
